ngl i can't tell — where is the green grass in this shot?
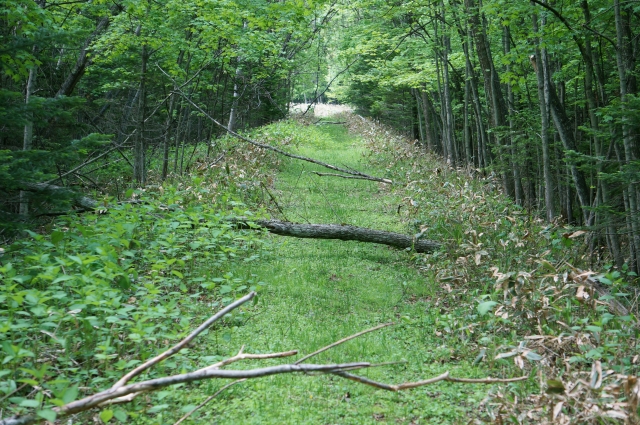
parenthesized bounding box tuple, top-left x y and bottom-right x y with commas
(157, 119, 518, 424)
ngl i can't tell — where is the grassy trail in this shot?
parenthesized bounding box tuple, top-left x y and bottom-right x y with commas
(205, 118, 490, 424)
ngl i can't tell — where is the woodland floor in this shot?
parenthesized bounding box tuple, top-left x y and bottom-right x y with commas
(171, 107, 518, 424)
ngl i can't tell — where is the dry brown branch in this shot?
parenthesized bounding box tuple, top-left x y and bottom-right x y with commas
(228, 218, 441, 253)
(157, 66, 392, 185)
(173, 380, 245, 425)
(310, 171, 379, 181)
(112, 292, 257, 389)
(332, 371, 528, 392)
(196, 348, 298, 372)
(568, 267, 638, 323)
(295, 322, 394, 364)
(0, 295, 527, 425)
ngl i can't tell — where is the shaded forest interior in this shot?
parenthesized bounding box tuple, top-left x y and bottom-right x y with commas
(2, 1, 640, 271)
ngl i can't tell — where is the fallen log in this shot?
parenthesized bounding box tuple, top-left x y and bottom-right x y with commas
(231, 218, 441, 253)
(20, 181, 98, 211)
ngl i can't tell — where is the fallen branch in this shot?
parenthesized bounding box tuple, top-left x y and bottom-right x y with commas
(1, 291, 526, 425)
(19, 182, 98, 211)
(156, 66, 392, 185)
(230, 218, 441, 253)
(310, 171, 379, 182)
(569, 267, 637, 323)
(332, 371, 528, 392)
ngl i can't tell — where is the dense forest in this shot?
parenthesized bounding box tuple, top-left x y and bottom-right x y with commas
(2, 0, 640, 423)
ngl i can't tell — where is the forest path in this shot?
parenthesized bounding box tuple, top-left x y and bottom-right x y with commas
(200, 110, 489, 424)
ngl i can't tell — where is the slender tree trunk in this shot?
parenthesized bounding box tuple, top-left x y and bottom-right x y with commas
(531, 14, 555, 222)
(134, 42, 148, 185)
(420, 89, 434, 151)
(504, 26, 523, 205)
(20, 60, 38, 215)
(581, 1, 623, 267)
(540, 45, 591, 224)
(464, 0, 513, 195)
(614, 0, 640, 273)
(56, 14, 111, 97)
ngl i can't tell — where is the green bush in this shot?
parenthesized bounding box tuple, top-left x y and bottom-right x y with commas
(0, 184, 268, 420)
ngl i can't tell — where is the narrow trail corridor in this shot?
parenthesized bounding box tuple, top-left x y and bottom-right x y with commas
(204, 110, 493, 424)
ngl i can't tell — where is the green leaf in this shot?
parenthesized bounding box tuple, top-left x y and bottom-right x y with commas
(524, 351, 543, 361)
(51, 231, 64, 245)
(113, 409, 127, 422)
(147, 404, 169, 413)
(546, 379, 565, 394)
(62, 385, 79, 404)
(37, 410, 57, 422)
(100, 409, 114, 423)
(20, 399, 40, 407)
(477, 301, 498, 316)
(586, 326, 602, 333)
(171, 270, 184, 279)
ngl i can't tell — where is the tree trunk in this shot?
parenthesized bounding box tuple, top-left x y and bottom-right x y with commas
(231, 219, 441, 253)
(56, 14, 111, 98)
(464, 0, 513, 195)
(134, 42, 148, 185)
(20, 53, 38, 216)
(531, 14, 555, 222)
(614, 0, 640, 273)
(503, 25, 523, 206)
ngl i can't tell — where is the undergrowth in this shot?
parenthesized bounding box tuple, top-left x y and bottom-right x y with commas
(0, 183, 269, 422)
(1, 111, 639, 424)
(345, 113, 640, 423)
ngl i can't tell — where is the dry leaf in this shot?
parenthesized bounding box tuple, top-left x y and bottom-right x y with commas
(553, 401, 564, 420)
(568, 230, 588, 239)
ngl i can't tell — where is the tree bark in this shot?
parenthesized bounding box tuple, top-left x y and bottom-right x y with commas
(531, 14, 555, 222)
(56, 14, 112, 97)
(464, 0, 514, 195)
(231, 219, 441, 253)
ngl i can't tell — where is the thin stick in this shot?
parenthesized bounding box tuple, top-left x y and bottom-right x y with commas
(260, 181, 289, 221)
(196, 350, 298, 373)
(173, 380, 245, 425)
(157, 65, 392, 185)
(45, 130, 136, 184)
(332, 371, 528, 391)
(310, 171, 381, 181)
(112, 292, 257, 389)
(332, 371, 451, 391)
(295, 322, 394, 364)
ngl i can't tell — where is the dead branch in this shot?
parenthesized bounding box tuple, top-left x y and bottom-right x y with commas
(112, 292, 258, 389)
(332, 371, 528, 392)
(0, 293, 526, 425)
(295, 322, 394, 364)
(173, 380, 244, 425)
(19, 182, 98, 211)
(310, 171, 379, 182)
(157, 66, 392, 185)
(229, 218, 441, 253)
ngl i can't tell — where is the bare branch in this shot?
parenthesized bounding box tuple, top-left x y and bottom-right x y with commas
(197, 350, 298, 372)
(332, 371, 528, 391)
(295, 322, 394, 364)
(173, 380, 245, 425)
(156, 65, 392, 185)
(112, 292, 257, 389)
(310, 171, 382, 182)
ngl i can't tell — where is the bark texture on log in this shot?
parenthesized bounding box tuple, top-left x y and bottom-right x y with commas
(20, 182, 98, 211)
(233, 219, 441, 253)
